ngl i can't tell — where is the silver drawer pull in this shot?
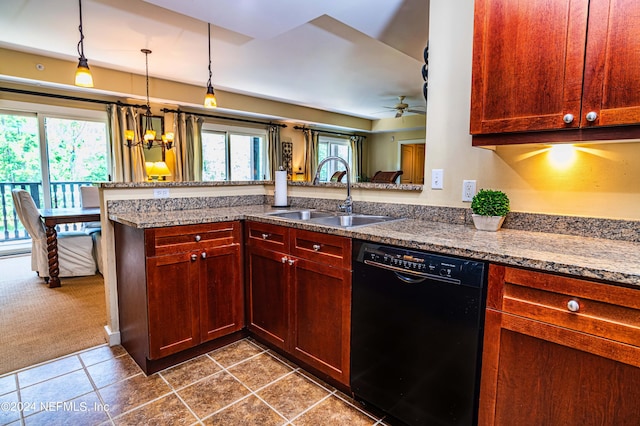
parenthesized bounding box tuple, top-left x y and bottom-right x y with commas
(585, 111, 598, 122)
(191, 254, 197, 261)
(562, 113, 574, 124)
(195, 235, 201, 242)
(288, 259, 295, 266)
(567, 299, 580, 312)
(262, 233, 270, 240)
(281, 256, 288, 263)
(201, 252, 207, 259)
(312, 244, 321, 251)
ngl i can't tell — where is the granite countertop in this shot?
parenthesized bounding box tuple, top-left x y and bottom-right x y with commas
(109, 205, 640, 287)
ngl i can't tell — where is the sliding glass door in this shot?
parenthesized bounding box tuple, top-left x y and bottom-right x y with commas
(0, 101, 109, 242)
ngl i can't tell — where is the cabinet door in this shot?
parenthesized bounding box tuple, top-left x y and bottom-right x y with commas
(470, 0, 589, 134)
(146, 252, 200, 359)
(199, 244, 244, 342)
(290, 257, 351, 385)
(246, 246, 289, 349)
(582, 0, 640, 127)
(479, 309, 640, 426)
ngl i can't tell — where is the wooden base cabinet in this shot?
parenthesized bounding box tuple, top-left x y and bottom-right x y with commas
(479, 265, 640, 425)
(114, 221, 244, 373)
(246, 221, 352, 386)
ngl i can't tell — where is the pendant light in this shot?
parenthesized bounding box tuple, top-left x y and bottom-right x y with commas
(204, 23, 218, 108)
(74, 0, 94, 87)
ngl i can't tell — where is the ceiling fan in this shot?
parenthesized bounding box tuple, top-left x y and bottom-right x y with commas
(385, 96, 426, 118)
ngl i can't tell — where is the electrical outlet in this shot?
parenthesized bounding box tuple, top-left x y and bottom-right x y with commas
(153, 188, 170, 198)
(462, 180, 476, 202)
(431, 169, 444, 189)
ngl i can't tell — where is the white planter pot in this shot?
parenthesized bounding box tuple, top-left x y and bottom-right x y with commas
(472, 214, 506, 232)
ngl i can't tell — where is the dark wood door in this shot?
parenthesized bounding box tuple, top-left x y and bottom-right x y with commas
(146, 252, 200, 359)
(290, 256, 351, 385)
(471, 0, 588, 134)
(246, 246, 289, 349)
(582, 0, 640, 127)
(199, 244, 244, 343)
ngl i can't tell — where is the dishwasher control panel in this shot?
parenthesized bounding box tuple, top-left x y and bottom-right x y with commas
(355, 242, 486, 288)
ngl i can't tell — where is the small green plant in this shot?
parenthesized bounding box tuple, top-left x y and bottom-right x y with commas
(471, 189, 510, 216)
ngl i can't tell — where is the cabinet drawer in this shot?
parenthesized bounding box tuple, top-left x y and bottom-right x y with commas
(291, 229, 351, 269)
(146, 222, 240, 256)
(499, 267, 640, 348)
(246, 221, 290, 252)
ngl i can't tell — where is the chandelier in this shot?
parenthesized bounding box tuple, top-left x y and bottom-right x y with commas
(125, 49, 174, 150)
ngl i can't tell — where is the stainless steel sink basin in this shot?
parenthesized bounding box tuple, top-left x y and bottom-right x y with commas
(267, 209, 403, 228)
(308, 214, 402, 228)
(267, 210, 335, 220)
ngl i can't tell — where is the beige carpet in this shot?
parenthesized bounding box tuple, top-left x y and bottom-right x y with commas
(0, 255, 107, 375)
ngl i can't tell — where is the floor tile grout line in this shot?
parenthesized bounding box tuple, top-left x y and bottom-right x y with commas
(158, 370, 204, 425)
(331, 391, 382, 423)
(1, 343, 110, 380)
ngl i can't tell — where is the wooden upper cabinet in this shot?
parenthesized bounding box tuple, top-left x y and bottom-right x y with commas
(471, 0, 640, 145)
(582, 0, 640, 127)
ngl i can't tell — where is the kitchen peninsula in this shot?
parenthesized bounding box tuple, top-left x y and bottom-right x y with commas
(102, 181, 640, 424)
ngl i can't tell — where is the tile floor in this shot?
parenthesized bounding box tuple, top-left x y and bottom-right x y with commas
(0, 338, 389, 426)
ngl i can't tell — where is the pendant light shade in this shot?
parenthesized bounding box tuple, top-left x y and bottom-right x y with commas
(74, 0, 93, 87)
(204, 23, 217, 108)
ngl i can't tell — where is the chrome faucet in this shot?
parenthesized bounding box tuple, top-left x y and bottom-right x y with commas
(312, 156, 352, 215)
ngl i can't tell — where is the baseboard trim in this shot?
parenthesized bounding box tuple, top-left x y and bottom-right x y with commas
(104, 325, 121, 346)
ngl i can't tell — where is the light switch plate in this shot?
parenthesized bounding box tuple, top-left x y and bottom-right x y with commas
(431, 169, 444, 189)
(153, 188, 170, 198)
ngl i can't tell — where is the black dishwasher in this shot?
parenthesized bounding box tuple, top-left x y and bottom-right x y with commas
(351, 240, 487, 426)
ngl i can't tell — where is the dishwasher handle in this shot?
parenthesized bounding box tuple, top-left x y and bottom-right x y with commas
(394, 272, 427, 284)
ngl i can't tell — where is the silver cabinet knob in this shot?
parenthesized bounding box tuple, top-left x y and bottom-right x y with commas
(567, 299, 580, 312)
(201, 252, 207, 259)
(312, 244, 321, 251)
(585, 111, 598, 122)
(195, 235, 201, 242)
(281, 256, 288, 263)
(262, 233, 270, 240)
(287, 259, 295, 266)
(191, 254, 197, 261)
(562, 113, 574, 124)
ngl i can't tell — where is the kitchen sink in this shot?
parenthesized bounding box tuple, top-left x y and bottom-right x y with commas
(308, 214, 401, 228)
(267, 209, 335, 220)
(267, 209, 402, 228)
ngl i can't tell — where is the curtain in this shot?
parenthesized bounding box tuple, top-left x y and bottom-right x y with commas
(350, 135, 364, 182)
(174, 113, 203, 182)
(268, 125, 281, 179)
(303, 129, 318, 182)
(107, 104, 146, 182)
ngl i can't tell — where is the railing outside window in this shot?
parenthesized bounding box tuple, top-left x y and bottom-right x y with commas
(0, 181, 93, 242)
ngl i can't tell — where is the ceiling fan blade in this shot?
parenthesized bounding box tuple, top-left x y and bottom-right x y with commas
(407, 108, 426, 115)
(395, 110, 403, 118)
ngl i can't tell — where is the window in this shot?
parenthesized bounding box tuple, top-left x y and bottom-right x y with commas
(201, 125, 267, 181)
(317, 135, 352, 182)
(0, 101, 109, 210)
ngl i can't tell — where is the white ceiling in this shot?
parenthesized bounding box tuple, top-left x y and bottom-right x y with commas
(0, 0, 429, 120)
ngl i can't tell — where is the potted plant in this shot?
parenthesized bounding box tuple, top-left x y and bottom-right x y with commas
(471, 189, 510, 231)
